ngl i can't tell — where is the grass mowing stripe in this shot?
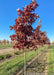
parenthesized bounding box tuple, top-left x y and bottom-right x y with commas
(48, 45, 54, 75)
(0, 44, 13, 48)
(0, 46, 47, 75)
(26, 52, 36, 62)
(0, 51, 35, 68)
(0, 55, 24, 67)
(0, 51, 35, 75)
(0, 57, 24, 70)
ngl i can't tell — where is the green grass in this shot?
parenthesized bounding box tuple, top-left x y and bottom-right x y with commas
(14, 51, 20, 55)
(48, 45, 54, 75)
(14, 48, 33, 55)
(0, 46, 47, 75)
(0, 44, 13, 48)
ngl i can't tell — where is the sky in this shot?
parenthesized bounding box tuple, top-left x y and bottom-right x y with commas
(0, 0, 54, 43)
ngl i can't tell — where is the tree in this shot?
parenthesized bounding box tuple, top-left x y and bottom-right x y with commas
(7, 40, 9, 44)
(2, 39, 6, 45)
(52, 41, 54, 44)
(10, 0, 50, 74)
(10, 1, 39, 75)
(0, 40, 2, 45)
(10, 41, 13, 44)
(33, 19, 50, 47)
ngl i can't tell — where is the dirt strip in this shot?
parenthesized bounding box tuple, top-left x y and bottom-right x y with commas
(0, 48, 14, 55)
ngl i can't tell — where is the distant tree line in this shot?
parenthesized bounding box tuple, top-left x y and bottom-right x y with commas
(0, 40, 13, 45)
(52, 41, 54, 44)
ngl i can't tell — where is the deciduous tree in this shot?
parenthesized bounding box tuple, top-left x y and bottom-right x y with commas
(10, 1, 39, 75)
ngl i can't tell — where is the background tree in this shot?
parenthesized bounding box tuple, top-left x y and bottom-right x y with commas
(52, 41, 54, 44)
(7, 40, 9, 44)
(0, 40, 2, 45)
(2, 39, 6, 45)
(10, 41, 13, 44)
(33, 19, 50, 47)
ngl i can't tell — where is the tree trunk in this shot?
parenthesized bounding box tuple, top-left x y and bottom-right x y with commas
(24, 49, 27, 75)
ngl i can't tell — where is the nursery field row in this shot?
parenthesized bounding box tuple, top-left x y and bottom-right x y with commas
(22, 45, 49, 75)
(0, 47, 34, 63)
(0, 44, 13, 48)
(0, 46, 48, 75)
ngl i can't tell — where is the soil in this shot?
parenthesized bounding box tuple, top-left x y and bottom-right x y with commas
(0, 48, 14, 55)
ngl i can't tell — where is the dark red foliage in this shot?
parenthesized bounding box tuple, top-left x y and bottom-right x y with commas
(33, 19, 50, 46)
(10, 1, 50, 50)
(10, 1, 39, 50)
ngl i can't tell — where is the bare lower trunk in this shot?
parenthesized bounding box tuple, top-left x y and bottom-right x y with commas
(24, 49, 27, 75)
(36, 49, 38, 73)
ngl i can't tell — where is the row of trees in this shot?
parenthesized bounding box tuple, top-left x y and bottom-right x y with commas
(10, 0, 50, 75)
(0, 40, 13, 45)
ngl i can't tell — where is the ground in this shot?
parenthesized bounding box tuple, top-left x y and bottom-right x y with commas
(0, 45, 54, 75)
(0, 48, 14, 55)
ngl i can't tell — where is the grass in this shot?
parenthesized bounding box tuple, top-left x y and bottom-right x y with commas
(14, 51, 21, 55)
(14, 48, 32, 55)
(48, 45, 54, 75)
(0, 44, 13, 48)
(0, 48, 33, 60)
(0, 46, 47, 75)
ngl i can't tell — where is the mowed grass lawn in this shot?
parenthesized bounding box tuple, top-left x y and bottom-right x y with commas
(0, 46, 47, 75)
(0, 44, 13, 48)
(48, 45, 54, 75)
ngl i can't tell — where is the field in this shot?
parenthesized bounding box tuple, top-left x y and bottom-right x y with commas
(0, 45, 47, 75)
(0, 44, 54, 75)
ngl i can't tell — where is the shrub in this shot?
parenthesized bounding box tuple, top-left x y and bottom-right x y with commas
(0, 54, 12, 60)
(5, 54, 11, 58)
(0, 55, 5, 60)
